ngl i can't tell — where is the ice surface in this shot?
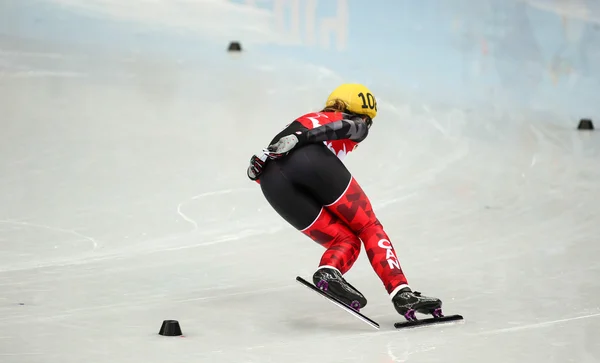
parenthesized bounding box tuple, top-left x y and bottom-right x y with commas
(2, 33, 600, 363)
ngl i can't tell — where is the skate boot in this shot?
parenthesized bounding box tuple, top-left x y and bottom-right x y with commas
(392, 287, 443, 321)
(313, 267, 367, 311)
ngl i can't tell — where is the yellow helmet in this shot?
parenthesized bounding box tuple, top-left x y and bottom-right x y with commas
(325, 83, 378, 120)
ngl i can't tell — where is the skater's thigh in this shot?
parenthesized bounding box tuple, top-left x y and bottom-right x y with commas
(284, 143, 352, 206)
(260, 161, 322, 230)
(302, 206, 360, 249)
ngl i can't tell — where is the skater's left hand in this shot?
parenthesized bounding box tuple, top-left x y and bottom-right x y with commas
(265, 133, 302, 159)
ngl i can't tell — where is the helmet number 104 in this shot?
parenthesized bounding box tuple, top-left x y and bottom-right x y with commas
(358, 92, 377, 111)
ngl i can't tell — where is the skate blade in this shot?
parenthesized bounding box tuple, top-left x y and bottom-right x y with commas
(394, 314, 464, 329)
(296, 276, 380, 330)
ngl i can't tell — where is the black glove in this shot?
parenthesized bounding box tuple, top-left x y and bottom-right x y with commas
(247, 153, 267, 181)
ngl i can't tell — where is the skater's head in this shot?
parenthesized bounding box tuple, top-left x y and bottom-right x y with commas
(323, 83, 378, 127)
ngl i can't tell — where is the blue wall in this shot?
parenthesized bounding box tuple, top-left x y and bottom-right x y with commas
(2, 0, 599, 119)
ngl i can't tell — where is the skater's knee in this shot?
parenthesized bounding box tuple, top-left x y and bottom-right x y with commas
(335, 232, 361, 251)
(356, 217, 383, 237)
(302, 208, 363, 247)
(313, 224, 360, 250)
(330, 220, 361, 246)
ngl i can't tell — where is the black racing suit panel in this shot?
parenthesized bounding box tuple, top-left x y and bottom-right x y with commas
(304, 117, 369, 143)
(268, 114, 369, 146)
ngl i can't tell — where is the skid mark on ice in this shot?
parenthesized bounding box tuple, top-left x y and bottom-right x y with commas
(482, 312, 600, 335)
(0, 220, 99, 249)
(144, 226, 285, 253)
(203, 320, 452, 359)
(175, 285, 294, 303)
(387, 341, 436, 363)
(379, 104, 471, 187)
(176, 188, 254, 230)
(0, 49, 74, 59)
(0, 224, 284, 272)
(0, 70, 87, 78)
(421, 104, 448, 135)
(530, 154, 538, 167)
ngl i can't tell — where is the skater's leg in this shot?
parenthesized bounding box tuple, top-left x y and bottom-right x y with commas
(261, 146, 366, 308)
(326, 177, 442, 317)
(268, 142, 441, 317)
(280, 143, 409, 296)
(301, 207, 366, 308)
(301, 207, 361, 275)
(259, 159, 361, 274)
(324, 176, 409, 296)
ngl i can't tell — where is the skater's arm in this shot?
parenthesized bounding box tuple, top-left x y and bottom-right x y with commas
(303, 116, 370, 143)
(265, 115, 370, 158)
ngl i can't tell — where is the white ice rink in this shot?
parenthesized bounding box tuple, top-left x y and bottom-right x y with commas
(2, 2, 600, 362)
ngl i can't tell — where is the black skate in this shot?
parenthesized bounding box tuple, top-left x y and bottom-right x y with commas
(392, 287, 464, 329)
(392, 287, 442, 319)
(313, 267, 367, 311)
(295, 275, 380, 329)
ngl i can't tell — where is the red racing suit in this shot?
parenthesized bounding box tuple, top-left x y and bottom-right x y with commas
(249, 111, 410, 295)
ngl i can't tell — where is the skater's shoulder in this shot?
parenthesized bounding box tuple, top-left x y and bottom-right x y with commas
(295, 111, 347, 123)
(296, 111, 334, 119)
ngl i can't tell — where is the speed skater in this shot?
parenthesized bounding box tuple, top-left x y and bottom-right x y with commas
(245, 83, 442, 317)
